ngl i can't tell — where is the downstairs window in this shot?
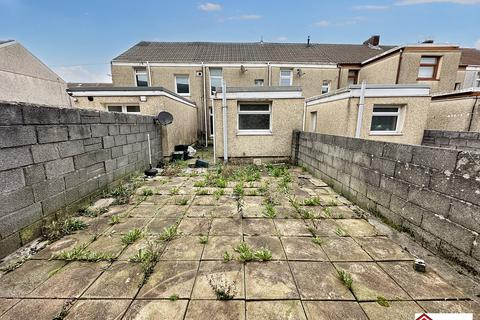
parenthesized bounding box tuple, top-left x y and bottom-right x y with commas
(370, 106, 402, 133)
(237, 103, 271, 133)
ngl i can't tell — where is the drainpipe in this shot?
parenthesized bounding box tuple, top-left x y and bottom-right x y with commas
(267, 62, 272, 86)
(222, 80, 228, 162)
(355, 80, 367, 138)
(202, 62, 208, 147)
(302, 100, 307, 131)
(211, 95, 217, 165)
(467, 96, 479, 132)
(146, 61, 152, 86)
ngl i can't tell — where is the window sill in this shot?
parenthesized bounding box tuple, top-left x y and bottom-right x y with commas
(369, 131, 403, 136)
(177, 93, 191, 97)
(416, 78, 439, 81)
(236, 131, 272, 136)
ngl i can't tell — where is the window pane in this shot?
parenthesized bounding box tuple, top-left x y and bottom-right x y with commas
(280, 78, 291, 86)
(126, 106, 140, 113)
(210, 68, 222, 77)
(373, 107, 399, 113)
(371, 116, 398, 131)
(418, 66, 434, 78)
(420, 57, 437, 64)
(239, 114, 270, 130)
(107, 106, 122, 112)
(136, 73, 148, 87)
(239, 104, 269, 112)
(254, 79, 264, 86)
(211, 78, 222, 92)
(176, 76, 189, 94)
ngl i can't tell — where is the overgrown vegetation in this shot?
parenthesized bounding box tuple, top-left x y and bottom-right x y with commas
(169, 294, 179, 301)
(77, 206, 108, 217)
(337, 269, 353, 290)
(51, 244, 115, 262)
(109, 215, 121, 225)
(303, 196, 321, 206)
(312, 236, 324, 246)
(121, 228, 143, 245)
(262, 202, 277, 219)
(234, 242, 273, 262)
(109, 182, 137, 205)
(176, 197, 189, 205)
(43, 217, 87, 242)
(223, 251, 234, 262)
(335, 227, 347, 237)
(207, 275, 237, 300)
(130, 241, 162, 286)
(376, 296, 390, 307)
(199, 234, 208, 244)
(158, 224, 180, 242)
(141, 188, 154, 196)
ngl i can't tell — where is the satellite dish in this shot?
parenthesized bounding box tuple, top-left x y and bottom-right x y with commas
(157, 111, 173, 126)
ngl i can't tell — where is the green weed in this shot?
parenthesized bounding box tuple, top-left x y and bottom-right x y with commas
(108, 215, 121, 225)
(303, 196, 321, 206)
(121, 228, 143, 245)
(199, 234, 208, 244)
(262, 202, 277, 219)
(376, 296, 390, 307)
(337, 269, 353, 290)
(158, 225, 180, 242)
(312, 236, 324, 246)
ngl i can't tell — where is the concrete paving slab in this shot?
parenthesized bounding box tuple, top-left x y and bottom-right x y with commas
(245, 261, 299, 299)
(303, 301, 368, 320)
(335, 219, 377, 237)
(192, 261, 244, 299)
(123, 300, 188, 320)
(321, 237, 372, 262)
(246, 300, 306, 320)
(275, 206, 299, 219)
(127, 205, 160, 218)
(210, 218, 242, 236)
(281, 237, 328, 261)
(108, 218, 149, 234)
(86, 234, 125, 257)
(354, 236, 413, 261)
(177, 218, 211, 235)
(0, 298, 67, 320)
(191, 195, 218, 206)
(321, 206, 358, 219)
(117, 237, 164, 261)
(141, 194, 170, 205)
(64, 299, 131, 320)
(145, 218, 178, 234)
(207, 205, 238, 218)
(334, 262, 410, 301)
(155, 205, 187, 219)
(243, 218, 276, 236)
(290, 261, 355, 300)
(137, 260, 198, 299)
(274, 219, 311, 236)
(202, 236, 242, 260)
(83, 261, 143, 298)
(418, 300, 480, 314)
(184, 300, 245, 320)
(34, 232, 93, 259)
(379, 261, 467, 299)
(360, 301, 424, 320)
(309, 219, 341, 236)
(28, 261, 107, 298)
(0, 299, 19, 316)
(0, 260, 65, 297)
(80, 216, 111, 235)
(244, 236, 286, 260)
(161, 236, 204, 260)
(165, 195, 195, 205)
(242, 204, 264, 218)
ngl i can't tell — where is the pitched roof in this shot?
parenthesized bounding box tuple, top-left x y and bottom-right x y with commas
(68, 82, 113, 89)
(112, 41, 396, 65)
(0, 40, 14, 46)
(460, 48, 480, 66)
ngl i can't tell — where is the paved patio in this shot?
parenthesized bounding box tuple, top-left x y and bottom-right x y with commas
(0, 165, 478, 319)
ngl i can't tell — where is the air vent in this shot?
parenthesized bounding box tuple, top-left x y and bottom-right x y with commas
(196, 71, 203, 77)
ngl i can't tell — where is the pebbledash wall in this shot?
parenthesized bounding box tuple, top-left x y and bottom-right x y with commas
(0, 102, 162, 258)
(422, 130, 480, 152)
(292, 130, 480, 273)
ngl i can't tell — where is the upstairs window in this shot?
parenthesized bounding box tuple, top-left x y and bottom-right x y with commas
(347, 70, 358, 85)
(238, 103, 271, 133)
(321, 80, 330, 94)
(279, 70, 293, 86)
(476, 72, 480, 87)
(107, 105, 140, 114)
(418, 56, 439, 80)
(254, 79, 264, 86)
(210, 67, 223, 93)
(175, 75, 190, 95)
(370, 106, 402, 133)
(135, 68, 148, 87)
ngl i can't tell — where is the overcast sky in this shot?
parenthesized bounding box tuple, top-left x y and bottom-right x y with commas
(1, 0, 479, 83)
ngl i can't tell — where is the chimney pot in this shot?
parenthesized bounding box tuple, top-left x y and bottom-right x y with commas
(363, 35, 380, 46)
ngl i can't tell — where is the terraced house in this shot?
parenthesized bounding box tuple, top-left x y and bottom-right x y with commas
(68, 36, 480, 158)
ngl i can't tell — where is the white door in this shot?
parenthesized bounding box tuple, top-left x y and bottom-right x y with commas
(310, 112, 317, 132)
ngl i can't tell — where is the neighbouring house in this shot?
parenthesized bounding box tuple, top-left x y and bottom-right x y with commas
(95, 37, 479, 139)
(0, 40, 72, 107)
(66, 86, 197, 157)
(305, 84, 431, 145)
(457, 48, 480, 90)
(427, 88, 480, 132)
(211, 87, 304, 161)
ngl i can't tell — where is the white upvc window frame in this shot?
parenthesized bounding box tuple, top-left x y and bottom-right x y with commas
(310, 111, 317, 132)
(174, 74, 190, 96)
(134, 68, 149, 87)
(210, 67, 223, 93)
(237, 103, 272, 135)
(254, 79, 265, 86)
(321, 80, 330, 94)
(279, 69, 293, 86)
(369, 105, 404, 135)
(106, 104, 141, 114)
(476, 71, 480, 87)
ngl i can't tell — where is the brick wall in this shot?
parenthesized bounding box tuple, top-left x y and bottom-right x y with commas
(423, 130, 480, 152)
(292, 131, 480, 273)
(0, 102, 162, 258)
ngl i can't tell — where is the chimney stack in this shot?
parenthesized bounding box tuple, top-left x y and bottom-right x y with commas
(307, 35, 311, 47)
(363, 35, 380, 46)
(422, 39, 434, 44)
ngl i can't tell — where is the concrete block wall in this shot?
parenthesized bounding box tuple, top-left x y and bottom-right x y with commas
(292, 130, 480, 273)
(423, 130, 480, 152)
(0, 102, 162, 258)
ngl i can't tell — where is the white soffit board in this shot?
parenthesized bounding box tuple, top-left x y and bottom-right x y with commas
(217, 91, 303, 99)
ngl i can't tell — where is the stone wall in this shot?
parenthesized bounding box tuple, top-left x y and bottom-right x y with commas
(0, 102, 162, 258)
(292, 130, 480, 273)
(423, 130, 480, 152)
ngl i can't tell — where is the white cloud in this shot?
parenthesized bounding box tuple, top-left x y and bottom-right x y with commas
(476, 40, 480, 50)
(53, 65, 110, 83)
(395, 0, 480, 5)
(353, 4, 389, 9)
(314, 20, 331, 27)
(198, 2, 222, 12)
(220, 14, 262, 22)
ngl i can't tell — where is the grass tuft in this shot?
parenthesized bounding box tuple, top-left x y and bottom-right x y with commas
(376, 296, 390, 307)
(121, 228, 143, 245)
(199, 234, 208, 244)
(337, 269, 353, 290)
(43, 217, 87, 242)
(108, 215, 121, 225)
(51, 244, 115, 262)
(158, 224, 180, 242)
